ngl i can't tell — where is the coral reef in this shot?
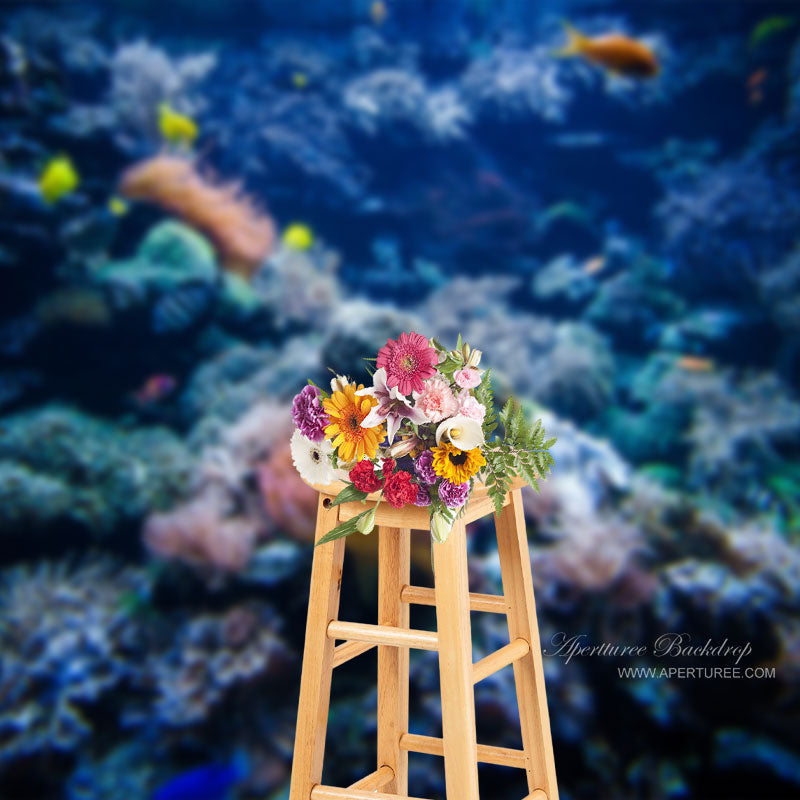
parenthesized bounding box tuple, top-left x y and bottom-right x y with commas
(0, 559, 148, 766)
(1, 3, 800, 798)
(461, 45, 571, 123)
(0, 405, 191, 544)
(148, 604, 292, 727)
(119, 156, 276, 276)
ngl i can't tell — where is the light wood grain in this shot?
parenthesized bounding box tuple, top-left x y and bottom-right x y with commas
(289, 495, 346, 800)
(433, 517, 480, 800)
(347, 765, 394, 791)
(472, 637, 530, 685)
(327, 620, 438, 651)
(308, 475, 527, 503)
(399, 733, 527, 769)
(311, 786, 432, 800)
(291, 478, 559, 800)
(377, 526, 410, 795)
(332, 640, 375, 668)
(495, 489, 559, 799)
(400, 584, 507, 614)
(314, 476, 525, 531)
(337, 499, 431, 530)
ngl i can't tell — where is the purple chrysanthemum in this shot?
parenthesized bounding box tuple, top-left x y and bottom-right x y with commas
(414, 450, 437, 485)
(438, 479, 470, 509)
(291, 385, 329, 442)
(413, 484, 432, 507)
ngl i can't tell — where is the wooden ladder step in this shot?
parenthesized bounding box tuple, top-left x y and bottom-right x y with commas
(399, 733, 527, 770)
(347, 765, 394, 791)
(472, 637, 530, 684)
(311, 787, 432, 800)
(327, 620, 438, 651)
(400, 584, 507, 614)
(332, 640, 376, 668)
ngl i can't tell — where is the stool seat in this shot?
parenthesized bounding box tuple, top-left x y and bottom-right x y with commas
(289, 481, 559, 800)
(309, 476, 528, 530)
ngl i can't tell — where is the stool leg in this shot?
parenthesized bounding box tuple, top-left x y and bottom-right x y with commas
(495, 489, 559, 800)
(289, 496, 346, 800)
(433, 519, 480, 800)
(377, 526, 410, 794)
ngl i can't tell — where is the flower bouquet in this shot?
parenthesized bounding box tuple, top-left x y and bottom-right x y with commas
(289, 332, 555, 546)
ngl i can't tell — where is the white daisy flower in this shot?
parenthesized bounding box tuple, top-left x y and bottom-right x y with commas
(290, 429, 336, 485)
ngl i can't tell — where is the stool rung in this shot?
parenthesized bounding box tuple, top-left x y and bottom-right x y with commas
(400, 584, 507, 614)
(399, 733, 527, 769)
(347, 765, 394, 791)
(524, 791, 548, 800)
(311, 787, 432, 800)
(327, 620, 438, 651)
(472, 637, 530, 684)
(332, 640, 375, 668)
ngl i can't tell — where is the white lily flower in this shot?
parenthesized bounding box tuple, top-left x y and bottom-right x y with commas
(435, 415, 485, 450)
(330, 374, 350, 393)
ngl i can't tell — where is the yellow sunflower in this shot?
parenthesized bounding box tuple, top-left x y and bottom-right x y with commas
(323, 383, 384, 462)
(431, 442, 486, 484)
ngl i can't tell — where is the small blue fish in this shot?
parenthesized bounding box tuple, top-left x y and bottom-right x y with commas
(152, 762, 241, 800)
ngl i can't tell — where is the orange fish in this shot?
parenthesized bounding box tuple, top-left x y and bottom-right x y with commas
(557, 21, 660, 78)
(676, 355, 714, 372)
(134, 373, 177, 405)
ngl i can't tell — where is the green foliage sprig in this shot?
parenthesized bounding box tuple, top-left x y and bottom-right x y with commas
(483, 395, 556, 515)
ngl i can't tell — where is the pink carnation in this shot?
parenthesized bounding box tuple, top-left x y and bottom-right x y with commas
(416, 376, 458, 423)
(457, 391, 486, 423)
(454, 368, 481, 389)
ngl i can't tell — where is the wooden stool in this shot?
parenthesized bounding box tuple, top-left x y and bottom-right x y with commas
(289, 477, 559, 800)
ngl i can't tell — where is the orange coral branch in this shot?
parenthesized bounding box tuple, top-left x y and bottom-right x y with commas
(119, 155, 275, 278)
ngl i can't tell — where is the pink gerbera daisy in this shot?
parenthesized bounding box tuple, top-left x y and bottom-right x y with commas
(376, 331, 438, 395)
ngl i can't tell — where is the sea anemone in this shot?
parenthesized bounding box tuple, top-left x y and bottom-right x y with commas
(143, 489, 257, 573)
(119, 155, 275, 277)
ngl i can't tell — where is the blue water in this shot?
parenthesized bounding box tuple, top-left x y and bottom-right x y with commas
(1, 1, 799, 798)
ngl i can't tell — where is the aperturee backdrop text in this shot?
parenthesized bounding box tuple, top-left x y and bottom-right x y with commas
(289, 332, 556, 544)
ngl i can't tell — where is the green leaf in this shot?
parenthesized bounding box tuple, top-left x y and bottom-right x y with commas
(315, 515, 362, 546)
(331, 484, 369, 506)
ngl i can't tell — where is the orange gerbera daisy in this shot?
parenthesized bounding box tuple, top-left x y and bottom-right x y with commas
(323, 382, 385, 462)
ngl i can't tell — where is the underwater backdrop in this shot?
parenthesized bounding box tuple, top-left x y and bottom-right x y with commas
(1, 0, 800, 798)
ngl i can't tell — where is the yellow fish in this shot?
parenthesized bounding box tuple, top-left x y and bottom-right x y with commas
(291, 71, 309, 89)
(370, 0, 388, 26)
(282, 222, 315, 251)
(108, 196, 129, 216)
(38, 156, 79, 204)
(158, 103, 198, 146)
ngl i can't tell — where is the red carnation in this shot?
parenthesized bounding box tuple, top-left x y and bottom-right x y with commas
(383, 470, 417, 509)
(349, 459, 383, 493)
(381, 458, 396, 478)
